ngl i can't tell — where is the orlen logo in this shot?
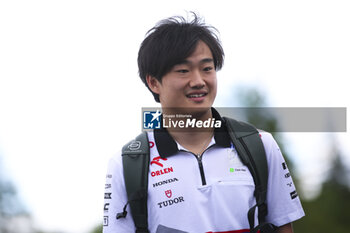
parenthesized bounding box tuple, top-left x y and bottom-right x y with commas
(150, 156, 174, 177)
(151, 156, 167, 167)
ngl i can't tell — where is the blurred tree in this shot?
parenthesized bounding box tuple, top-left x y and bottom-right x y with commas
(232, 86, 295, 172)
(0, 180, 23, 216)
(89, 224, 102, 233)
(230, 86, 350, 232)
(0, 155, 33, 233)
(293, 140, 350, 233)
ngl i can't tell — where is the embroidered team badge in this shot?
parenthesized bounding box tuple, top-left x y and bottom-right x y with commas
(165, 190, 172, 198)
(151, 156, 167, 167)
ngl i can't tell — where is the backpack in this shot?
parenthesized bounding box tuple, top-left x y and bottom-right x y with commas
(117, 117, 277, 233)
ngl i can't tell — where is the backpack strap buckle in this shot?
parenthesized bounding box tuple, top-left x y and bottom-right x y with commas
(252, 222, 277, 233)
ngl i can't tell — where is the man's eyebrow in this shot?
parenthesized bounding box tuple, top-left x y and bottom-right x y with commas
(200, 58, 214, 64)
(175, 58, 214, 66)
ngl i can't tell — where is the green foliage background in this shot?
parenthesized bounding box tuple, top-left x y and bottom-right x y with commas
(235, 87, 350, 233)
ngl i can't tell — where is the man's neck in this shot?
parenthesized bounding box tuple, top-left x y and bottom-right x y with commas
(163, 108, 215, 156)
(168, 129, 214, 156)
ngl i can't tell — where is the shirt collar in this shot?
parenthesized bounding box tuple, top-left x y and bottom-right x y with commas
(154, 108, 231, 158)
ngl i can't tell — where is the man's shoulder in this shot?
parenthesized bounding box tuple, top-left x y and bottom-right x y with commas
(257, 131, 284, 164)
(116, 131, 155, 159)
(258, 130, 274, 143)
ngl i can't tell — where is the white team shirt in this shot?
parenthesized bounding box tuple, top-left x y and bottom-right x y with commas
(103, 112, 304, 233)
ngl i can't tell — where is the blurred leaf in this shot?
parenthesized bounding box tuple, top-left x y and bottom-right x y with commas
(90, 224, 102, 233)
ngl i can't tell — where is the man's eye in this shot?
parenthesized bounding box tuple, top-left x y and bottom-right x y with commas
(203, 67, 213, 72)
(176, 69, 189, 73)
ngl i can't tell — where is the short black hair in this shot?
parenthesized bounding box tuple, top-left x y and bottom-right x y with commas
(138, 13, 225, 102)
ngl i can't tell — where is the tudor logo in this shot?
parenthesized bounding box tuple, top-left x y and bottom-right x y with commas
(128, 140, 141, 151)
(165, 190, 172, 198)
(157, 196, 185, 208)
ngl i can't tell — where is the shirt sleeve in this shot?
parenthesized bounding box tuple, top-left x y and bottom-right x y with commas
(261, 132, 305, 227)
(103, 152, 135, 233)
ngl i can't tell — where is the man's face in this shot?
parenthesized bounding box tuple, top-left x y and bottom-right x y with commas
(147, 41, 217, 116)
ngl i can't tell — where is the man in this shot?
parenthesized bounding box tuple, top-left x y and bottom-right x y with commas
(103, 14, 304, 233)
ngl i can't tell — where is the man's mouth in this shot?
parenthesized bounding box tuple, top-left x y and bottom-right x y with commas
(186, 93, 208, 98)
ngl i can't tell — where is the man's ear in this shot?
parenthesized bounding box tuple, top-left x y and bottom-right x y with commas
(146, 75, 161, 94)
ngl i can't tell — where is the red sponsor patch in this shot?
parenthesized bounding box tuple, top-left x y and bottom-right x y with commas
(151, 167, 174, 177)
(165, 190, 172, 198)
(151, 156, 167, 167)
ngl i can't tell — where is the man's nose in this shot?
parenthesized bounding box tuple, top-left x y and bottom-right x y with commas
(189, 70, 205, 88)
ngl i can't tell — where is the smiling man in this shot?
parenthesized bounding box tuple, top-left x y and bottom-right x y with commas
(103, 14, 304, 233)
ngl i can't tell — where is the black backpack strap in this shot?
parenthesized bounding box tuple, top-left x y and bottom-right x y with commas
(117, 132, 150, 233)
(223, 117, 276, 233)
